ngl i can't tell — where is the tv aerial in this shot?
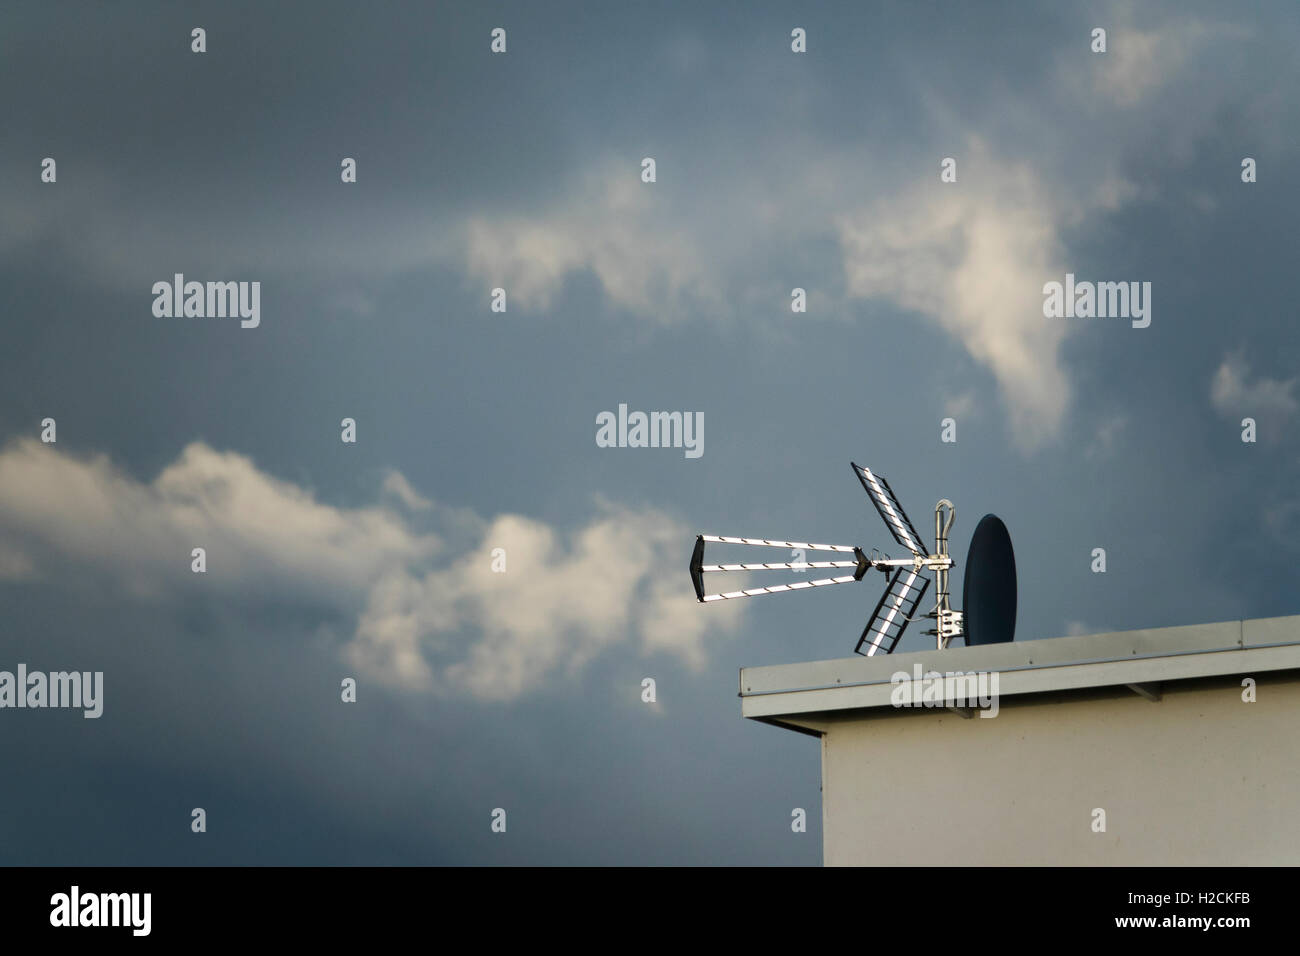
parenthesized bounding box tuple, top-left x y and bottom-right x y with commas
(690, 463, 1016, 655)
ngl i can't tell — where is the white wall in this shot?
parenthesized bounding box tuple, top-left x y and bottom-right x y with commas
(821, 672, 1300, 865)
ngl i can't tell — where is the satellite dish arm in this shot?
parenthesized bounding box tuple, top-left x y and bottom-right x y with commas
(935, 499, 955, 554)
(932, 499, 963, 646)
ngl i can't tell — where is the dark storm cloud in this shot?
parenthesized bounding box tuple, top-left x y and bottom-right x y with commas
(1, 0, 1298, 864)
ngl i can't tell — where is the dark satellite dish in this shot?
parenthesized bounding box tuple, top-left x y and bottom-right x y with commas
(962, 514, 1017, 646)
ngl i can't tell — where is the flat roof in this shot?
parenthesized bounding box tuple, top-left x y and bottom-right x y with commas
(740, 614, 1300, 732)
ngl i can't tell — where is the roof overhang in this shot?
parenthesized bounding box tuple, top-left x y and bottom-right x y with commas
(740, 614, 1300, 734)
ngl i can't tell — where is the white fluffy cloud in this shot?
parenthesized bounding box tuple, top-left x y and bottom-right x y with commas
(1082, 8, 1237, 110)
(0, 440, 434, 601)
(459, 144, 1078, 448)
(349, 504, 738, 699)
(462, 161, 718, 318)
(0, 441, 741, 699)
(1210, 352, 1299, 420)
(838, 147, 1071, 448)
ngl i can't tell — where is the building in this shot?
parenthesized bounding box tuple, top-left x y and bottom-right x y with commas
(740, 615, 1300, 865)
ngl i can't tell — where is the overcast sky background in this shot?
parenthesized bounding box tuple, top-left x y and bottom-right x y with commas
(2, 0, 1298, 864)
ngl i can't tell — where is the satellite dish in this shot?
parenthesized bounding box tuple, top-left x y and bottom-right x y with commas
(962, 514, 1017, 646)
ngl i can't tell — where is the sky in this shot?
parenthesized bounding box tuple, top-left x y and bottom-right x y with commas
(1, 0, 1298, 865)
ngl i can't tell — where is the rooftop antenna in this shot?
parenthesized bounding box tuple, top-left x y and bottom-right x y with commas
(690, 462, 1016, 655)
